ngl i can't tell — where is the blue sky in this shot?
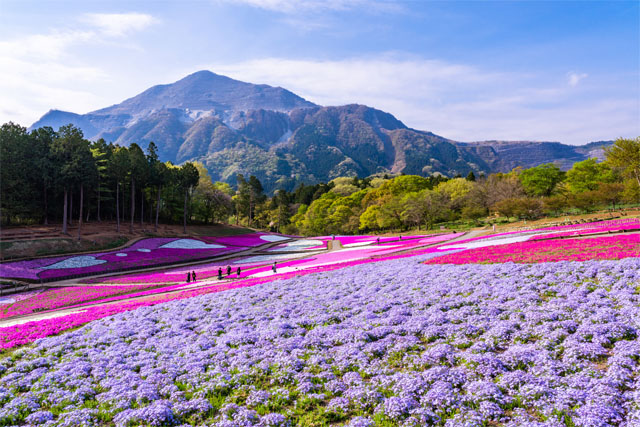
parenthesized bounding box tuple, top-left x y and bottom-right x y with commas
(1, 0, 638, 144)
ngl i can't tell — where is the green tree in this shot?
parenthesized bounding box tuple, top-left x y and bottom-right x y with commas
(31, 126, 57, 224)
(0, 123, 33, 224)
(90, 138, 111, 222)
(108, 146, 130, 232)
(519, 163, 564, 197)
(359, 205, 382, 231)
(595, 182, 625, 209)
(493, 197, 543, 220)
(127, 143, 147, 232)
(565, 158, 615, 193)
(52, 124, 91, 235)
(605, 137, 640, 201)
(179, 162, 200, 233)
(401, 189, 449, 230)
(436, 178, 474, 210)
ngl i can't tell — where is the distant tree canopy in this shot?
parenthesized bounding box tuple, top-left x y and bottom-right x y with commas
(2, 122, 637, 235)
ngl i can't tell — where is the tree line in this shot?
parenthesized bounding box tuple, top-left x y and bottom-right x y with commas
(0, 123, 204, 236)
(2, 121, 638, 237)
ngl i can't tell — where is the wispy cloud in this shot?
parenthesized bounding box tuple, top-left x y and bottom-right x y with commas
(567, 71, 588, 87)
(203, 56, 638, 145)
(82, 13, 159, 37)
(219, 0, 402, 14)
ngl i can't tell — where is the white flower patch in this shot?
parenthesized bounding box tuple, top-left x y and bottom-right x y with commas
(115, 253, 128, 257)
(137, 248, 151, 253)
(159, 239, 225, 249)
(269, 239, 323, 251)
(259, 235, 290, 242)
(40, 256, 107, 270)
(342, 241, 373, 248)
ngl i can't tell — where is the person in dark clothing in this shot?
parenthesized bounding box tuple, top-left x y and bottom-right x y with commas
(376, 237, 380, 245)
(236, 266, 241, 277)
(226, 265, 232, 276)
(272, 262, 277, 273)
(218, 267, 223, 280)
(192, 271, 196, 282)
(187, 272, 191, 282)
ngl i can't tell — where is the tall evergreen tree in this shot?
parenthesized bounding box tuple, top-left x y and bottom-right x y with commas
(179, 163, 200, 233)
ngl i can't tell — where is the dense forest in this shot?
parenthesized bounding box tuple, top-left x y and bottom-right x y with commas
(1, 122, 638, 236)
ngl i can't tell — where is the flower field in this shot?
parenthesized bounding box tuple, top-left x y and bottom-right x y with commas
(1, 256, 639, 426)
(1, 222, 639, 426)
(0, 234, 286, 282)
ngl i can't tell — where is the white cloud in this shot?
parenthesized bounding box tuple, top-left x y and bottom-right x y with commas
(0, 12, 158, 126)
(567, 71, 588, 87)
(203, 56, 638, 145)
(82, 13, 158, 37)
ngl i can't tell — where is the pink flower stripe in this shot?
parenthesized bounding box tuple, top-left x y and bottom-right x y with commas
(529, 219, 640, 240)
(426, 233, 640, 265)
(0, 284, 157, 319)
(432, 218, 640, 250)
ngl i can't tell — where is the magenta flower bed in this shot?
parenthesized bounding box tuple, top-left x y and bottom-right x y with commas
(427, 233, 640, 265)
(530, 218, 640, 240)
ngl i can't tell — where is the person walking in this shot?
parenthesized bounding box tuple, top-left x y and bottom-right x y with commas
(236, 266, 241, 277)
(217, 267, 222, 280)
(192, 270, 196, 282)
(272, 262, 277, 273)
(376, 237, 380, 245)
(187, 272, 191, 283)
(226, 265, 232, 276)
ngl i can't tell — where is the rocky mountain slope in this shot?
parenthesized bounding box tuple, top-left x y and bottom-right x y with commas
(30, 70, 612, 192)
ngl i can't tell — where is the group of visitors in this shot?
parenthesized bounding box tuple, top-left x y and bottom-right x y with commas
(186, 270, 197, 282)
(218, 265, 241, 280)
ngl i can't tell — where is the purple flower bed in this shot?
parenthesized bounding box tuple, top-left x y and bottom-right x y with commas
(1, 256, 638, 426)
(0, 235, 282, 282)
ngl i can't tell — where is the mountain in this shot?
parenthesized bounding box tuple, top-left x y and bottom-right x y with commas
(458, 140, 611, 172)
(29, 70, 612, 192)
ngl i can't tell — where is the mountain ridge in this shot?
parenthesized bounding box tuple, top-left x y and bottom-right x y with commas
(29, 70, 612, 192)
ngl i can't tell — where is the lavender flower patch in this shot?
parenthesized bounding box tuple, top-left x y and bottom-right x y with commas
(1, 257, 639, 426)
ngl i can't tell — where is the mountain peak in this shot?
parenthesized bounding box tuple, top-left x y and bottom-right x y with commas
(91, 70, 317, 119)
